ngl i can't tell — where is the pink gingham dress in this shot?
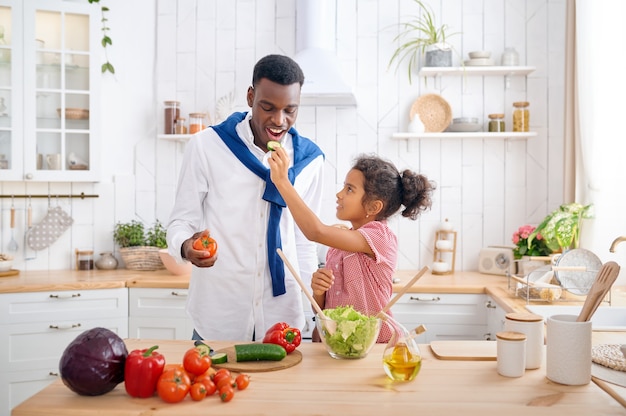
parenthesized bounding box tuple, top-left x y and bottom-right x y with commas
(324, 220, 397, 343)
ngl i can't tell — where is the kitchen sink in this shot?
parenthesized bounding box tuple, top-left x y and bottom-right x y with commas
(525, 305, 626, 331)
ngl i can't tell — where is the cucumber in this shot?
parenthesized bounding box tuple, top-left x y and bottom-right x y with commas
(211, 352, 228, 364)
(234, 343, 286, 362)
(267, 140, 281, 151)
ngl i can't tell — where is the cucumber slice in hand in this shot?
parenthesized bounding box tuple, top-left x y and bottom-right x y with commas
(267, 141, 281, 151)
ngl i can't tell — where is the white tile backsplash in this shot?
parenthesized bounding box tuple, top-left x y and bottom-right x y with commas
(0, 0, 570, 275)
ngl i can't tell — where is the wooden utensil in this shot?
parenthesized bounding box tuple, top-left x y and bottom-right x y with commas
(379, 266, 429, 315)
(576, 261, 621, 322)
(276, 248, 336, 334)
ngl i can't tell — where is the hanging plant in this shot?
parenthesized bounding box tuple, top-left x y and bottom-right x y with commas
(87, 0, 114, 74)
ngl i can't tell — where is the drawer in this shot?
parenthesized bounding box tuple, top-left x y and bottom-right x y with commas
(0, 318, 128, 372)
(0, 288, 128, 324)
(129, 288, 189, 319)
(390, 293, 488, 326)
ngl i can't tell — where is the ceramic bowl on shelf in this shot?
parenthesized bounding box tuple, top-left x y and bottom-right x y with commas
(446, 117, 482, 132)
(468, 50, 491, 59)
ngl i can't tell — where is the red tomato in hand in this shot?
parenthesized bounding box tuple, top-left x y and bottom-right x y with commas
(183, 347, 212, 376)
(192, 233, 218, 257)
(157, 367, 191, 403)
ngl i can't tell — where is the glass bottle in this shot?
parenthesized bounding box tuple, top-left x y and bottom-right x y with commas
(512, 101, 530, 132)
(381, 313, 422, 381)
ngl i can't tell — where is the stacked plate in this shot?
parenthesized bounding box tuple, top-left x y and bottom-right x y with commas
(464, 50, 494, 67)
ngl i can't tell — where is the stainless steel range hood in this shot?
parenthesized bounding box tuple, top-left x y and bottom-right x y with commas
(295, 0, 356, 107)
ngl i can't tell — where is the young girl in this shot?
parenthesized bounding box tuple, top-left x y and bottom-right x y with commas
(269, 150, 435, 342)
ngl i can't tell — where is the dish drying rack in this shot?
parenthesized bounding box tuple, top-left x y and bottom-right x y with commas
(507, 259, 612, 305)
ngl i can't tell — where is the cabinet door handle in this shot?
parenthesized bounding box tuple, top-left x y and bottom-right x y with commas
(49, 293, 81, 299)
(49, 323, 82, 330)
(170, 291, 188, 297)
(485, 300, 497, 309)
(48, 371, 59, 377)
(409, 296, 441, 302)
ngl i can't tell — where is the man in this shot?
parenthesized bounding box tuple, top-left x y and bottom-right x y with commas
(167, 54, 324, 341)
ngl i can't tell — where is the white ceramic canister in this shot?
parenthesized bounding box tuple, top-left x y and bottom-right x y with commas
(504, 312, 544, 369)
(496, 331, 526, 378)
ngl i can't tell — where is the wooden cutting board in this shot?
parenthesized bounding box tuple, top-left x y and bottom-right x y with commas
(212, 346, 302, 372)
(430, 340, 497, 361)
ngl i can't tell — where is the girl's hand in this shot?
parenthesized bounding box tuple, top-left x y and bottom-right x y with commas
(268, 147, 290, 186)
(311, 268, 334, 296)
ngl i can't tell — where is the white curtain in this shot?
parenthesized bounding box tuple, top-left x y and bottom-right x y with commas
(574, 0, 626, 281)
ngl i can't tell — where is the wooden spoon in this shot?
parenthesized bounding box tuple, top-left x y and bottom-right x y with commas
(577, 261, 621, 322)
(378, 266, 429, 317)
(276, 248, 337, 334)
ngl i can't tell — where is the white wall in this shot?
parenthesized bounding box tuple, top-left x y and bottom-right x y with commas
(7, 0, 607, 277)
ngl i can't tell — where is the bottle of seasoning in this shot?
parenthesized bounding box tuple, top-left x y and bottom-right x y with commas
(164, 101, 180, 134)
(488, 113, 505, 132)
(189, 113, 207, 134)
(175, 117, 187, 134)
(512, 101, 530, 132)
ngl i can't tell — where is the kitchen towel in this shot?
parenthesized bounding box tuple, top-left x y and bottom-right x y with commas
(27, 206, 74, 250)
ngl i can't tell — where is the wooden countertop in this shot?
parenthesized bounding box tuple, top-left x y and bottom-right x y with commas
(11, 339, 625, 415)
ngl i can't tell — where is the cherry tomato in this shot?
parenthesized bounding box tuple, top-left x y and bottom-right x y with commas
(194, 370, 216, 396)
(216, 376, 234, 391)
(192, 232, 218, 257)
(157, 367, 191, 403)
(212, 368, 232, 386)
(219, 385, 235, 402)
(183, 347, 211, 376)
(190, 383, 207, 401)
(235, 373, 250, 390)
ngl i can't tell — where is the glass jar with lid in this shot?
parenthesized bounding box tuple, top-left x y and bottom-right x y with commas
(75, 249, 94, 270)
(488, 113, 505, 132)
(163, 100, 180, 134)
(189, 113, 207, 134)
(175, 117, 187, 134)
(512, 102, 530, 132)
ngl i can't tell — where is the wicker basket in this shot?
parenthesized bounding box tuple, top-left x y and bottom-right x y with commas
(119, 246, 165, 271)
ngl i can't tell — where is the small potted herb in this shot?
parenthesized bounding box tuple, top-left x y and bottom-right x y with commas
(113, 220, 167, 270)
(388, 0, 459, 83)
(528, 203, 594, 252)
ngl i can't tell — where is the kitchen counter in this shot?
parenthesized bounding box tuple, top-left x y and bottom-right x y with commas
(11, 339, 625, 415)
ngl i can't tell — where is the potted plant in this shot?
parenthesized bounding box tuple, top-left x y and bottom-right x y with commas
(528, 203, 594, 253)
(388, 0, 459, 83)
(113, 220, 167, 271)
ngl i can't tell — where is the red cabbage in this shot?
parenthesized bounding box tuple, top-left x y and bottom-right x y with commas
(59, 327, 128, 396)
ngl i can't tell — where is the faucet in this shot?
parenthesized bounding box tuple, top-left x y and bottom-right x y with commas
(610, 236, 626, 252)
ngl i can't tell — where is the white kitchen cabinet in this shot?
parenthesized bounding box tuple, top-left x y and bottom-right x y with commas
(128, 288, 195, 340)
(0, 0, 101, 182)
(0, 288, 128, 416)
(389, 293, 489, 343)
(485, 295, 508, 340)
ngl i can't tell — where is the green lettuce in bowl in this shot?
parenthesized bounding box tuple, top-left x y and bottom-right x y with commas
(316, 306, 381, 359)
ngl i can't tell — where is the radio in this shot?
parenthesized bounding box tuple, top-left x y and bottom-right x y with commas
(478, 247, 515, 275)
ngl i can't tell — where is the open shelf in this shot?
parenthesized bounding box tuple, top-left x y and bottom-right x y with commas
(392, 131, 537, 140)
(419, 66, 536, 77)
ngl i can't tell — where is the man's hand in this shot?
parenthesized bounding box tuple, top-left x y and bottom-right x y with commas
(182, 230, 218, 267)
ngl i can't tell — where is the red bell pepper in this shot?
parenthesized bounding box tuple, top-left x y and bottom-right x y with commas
(124, 345, 166, 398)
(262, 322, 301, 353)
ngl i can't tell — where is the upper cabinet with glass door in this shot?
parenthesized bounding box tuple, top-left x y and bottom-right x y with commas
(0, 0, 100, 182)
